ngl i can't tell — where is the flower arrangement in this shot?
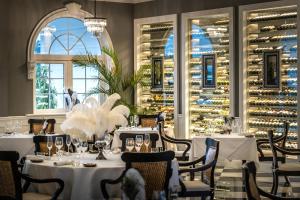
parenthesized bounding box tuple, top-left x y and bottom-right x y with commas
(60, 93, 130, 139)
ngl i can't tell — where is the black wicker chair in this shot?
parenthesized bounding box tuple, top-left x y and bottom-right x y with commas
(0, 151, 64, 200)
(138, 114, 161, 128)
(268, 130, 300, 195)
(101, 151, 175, 199)
(257, 122, 289, 163)
(178, 138, 219, 199)
(243, 161, 298, 200)
(158, 122, 191, 161)
(28, 119, 56, 134)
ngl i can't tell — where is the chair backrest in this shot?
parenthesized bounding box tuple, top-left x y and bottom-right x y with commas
(277, 121, 289, 148)
(268, 130, 280, 169)
(243, 161, 261, 200)
(0, 151, 22, 200)
(119, 133, 159, 152)
(202, 138, 219, 189)
(121, 151, 175, 199)
(138, 114, 160, 128)
(28, 119, 56, 134)
(33, 134, 69, 155)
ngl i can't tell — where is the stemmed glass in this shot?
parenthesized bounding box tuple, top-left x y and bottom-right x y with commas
(126, 138, 135, 152)
(130, 116, 134, 128)
(134, 115, 139, 127)
(47, 136, 53, 158)
(55, 137, 63, 158)
(144, 133, 150, 152)
(72, 138, 80, 153)
(66, 136, 71, 154)
(135, 135, 143, 152)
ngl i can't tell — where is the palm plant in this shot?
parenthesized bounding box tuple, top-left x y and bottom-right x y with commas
(73, 47, 147, 114)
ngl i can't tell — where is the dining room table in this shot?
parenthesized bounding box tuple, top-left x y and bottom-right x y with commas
(0, 133, 35, 159)
(23, 152, 180, 200)
(111, 127, 163, 149)
(189, 134, 260, 166)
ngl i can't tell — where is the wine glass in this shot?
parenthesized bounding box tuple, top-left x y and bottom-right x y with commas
(55, 137, 63, 157)
(130, 116, 134, 127)
(135, 135, 143, 152)
(134, 115, 139, 127)
(66, 136, 71, 154)
(81, 140, 88, 153)
(144, 133, 150, 152)
(126, 138, 135, 152)
(47, 136, 53, 158)
(72, 138, 80, 153)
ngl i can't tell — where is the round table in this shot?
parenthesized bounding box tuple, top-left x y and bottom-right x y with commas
(23, 153, 179, 200)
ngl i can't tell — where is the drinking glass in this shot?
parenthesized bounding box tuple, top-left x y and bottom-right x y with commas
(126, 138, 135, 152)
(81, 140, 88, 153)
(72, 138, 80, 153)
(135, 135, 143, 152)
(134, 115, 139, 127)
(66, 136, 71, 154)
(55, 137, 63, 157)
(47, 136, 53, 158)
(144, 133, 150, 152)
(129, 116, 134, 127)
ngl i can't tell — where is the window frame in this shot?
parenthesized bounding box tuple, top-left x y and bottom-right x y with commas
(28, 3, 113, 114)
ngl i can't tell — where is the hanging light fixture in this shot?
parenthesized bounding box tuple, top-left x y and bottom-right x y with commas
(84, 0, 107, 36)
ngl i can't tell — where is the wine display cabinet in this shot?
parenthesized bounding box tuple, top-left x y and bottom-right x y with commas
(240, 0, 299, 149)
(134, 15, 178, 129)
(182, 8, 235, 137)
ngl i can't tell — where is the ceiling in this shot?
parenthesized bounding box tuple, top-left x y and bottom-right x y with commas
(95, 0, 153, 3)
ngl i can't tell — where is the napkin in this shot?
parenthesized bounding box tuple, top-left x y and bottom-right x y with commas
(53, 160, 74, 166)
(26, 155, 38, 160)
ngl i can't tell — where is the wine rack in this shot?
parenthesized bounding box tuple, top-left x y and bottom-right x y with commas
(182, 9, 234, 137)
(134, 15, 177, 128)
(242, 3, 298, 149)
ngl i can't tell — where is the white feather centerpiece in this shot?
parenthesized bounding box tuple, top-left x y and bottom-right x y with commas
(61, 93, 130, 140)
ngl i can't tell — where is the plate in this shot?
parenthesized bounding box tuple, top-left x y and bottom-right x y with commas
(83, 163, 97, 167)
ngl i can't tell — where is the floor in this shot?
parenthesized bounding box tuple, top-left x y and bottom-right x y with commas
(182, 159, 300, 200)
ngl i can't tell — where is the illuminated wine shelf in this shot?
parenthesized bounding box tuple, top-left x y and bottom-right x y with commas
(182, 8, 234, 137)
(134, 15, 177, 128)
(240, 1, 299, 149)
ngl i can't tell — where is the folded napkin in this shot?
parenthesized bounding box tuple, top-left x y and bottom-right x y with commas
(53, 160, 74, 166)
(26, 155, 38, 160)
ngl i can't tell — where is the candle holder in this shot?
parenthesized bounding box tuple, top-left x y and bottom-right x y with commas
(95, 140, 107, 160)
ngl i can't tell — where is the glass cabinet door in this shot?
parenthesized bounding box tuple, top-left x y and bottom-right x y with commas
(135, 16, 177, 128)
(241, 3, 298, 149)
(183, 9, 234, 137)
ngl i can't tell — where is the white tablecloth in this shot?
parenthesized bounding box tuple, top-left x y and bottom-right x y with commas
(189, 135, 259, 166)
(112, 127, 162, 149)
(0, 133, 34, 158)
(23, 153, 179, 200)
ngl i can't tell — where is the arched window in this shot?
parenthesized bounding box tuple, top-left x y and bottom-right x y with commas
(28, 3, 113, 113)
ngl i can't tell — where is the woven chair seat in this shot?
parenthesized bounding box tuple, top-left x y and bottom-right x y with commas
(278, 163, 300, 172)
(181, 180, 210, 192)
(23, 192, 52, 200)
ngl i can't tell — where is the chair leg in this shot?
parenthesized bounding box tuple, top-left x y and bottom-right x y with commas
(271, 173, 279, 195)
(284, 176, 291, 186)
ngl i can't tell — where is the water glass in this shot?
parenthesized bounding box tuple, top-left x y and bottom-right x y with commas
(135, 135, 143, 152)
(72, 138, 80, 153)
(129, 115, 134, 127)
(144, 133, 150, 151)
(81, 140, 88, 153)
(66, 136, 71, 154)
(47, 136, 53, 158)
(134, 115, 139, 127)
(55, 137, 63, 157)
(126, 138, 135, 152)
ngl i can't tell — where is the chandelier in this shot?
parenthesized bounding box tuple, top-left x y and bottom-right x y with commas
(84, 0, 107, 36)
